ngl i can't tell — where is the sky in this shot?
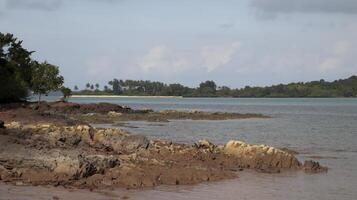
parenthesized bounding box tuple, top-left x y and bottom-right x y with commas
(1, 0, 357, 89)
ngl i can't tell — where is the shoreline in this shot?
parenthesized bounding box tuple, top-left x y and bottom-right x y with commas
(71, 95, 183, 98)
(70, 95, 356, 99)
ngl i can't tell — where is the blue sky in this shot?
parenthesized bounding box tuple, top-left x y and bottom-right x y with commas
(1, 0, 357, 89)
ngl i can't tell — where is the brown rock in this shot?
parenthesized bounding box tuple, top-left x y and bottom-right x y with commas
(224, 140, 301, 170)
(0, 120, 5, 129)
(303, 160, 328, 173)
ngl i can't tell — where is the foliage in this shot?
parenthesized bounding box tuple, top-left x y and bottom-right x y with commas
(61, 87, 72, 101)
(1, 32, 67, 103)
(108, 79, 122, 95)
(31, 62, 64, 101)
(75, 76, 357, 98)
(0, 33, 34, 103)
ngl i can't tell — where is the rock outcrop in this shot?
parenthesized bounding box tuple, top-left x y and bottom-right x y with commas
(223, 140, 301, 170)
(0, 121, 327, 189)
(0, 120, 4, 129)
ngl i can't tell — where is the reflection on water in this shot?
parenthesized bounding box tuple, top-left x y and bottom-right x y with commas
(29, 97, 357, 199)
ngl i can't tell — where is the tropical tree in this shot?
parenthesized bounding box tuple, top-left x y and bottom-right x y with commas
(31, 62, 64, 102)
(61, 87, 72, 101)
(0, 33, 35, 103)
(197, 80, 217, 97)
(108, 79, 121, 94)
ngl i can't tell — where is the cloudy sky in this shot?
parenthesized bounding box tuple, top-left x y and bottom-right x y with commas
(1, 0, 357, 88)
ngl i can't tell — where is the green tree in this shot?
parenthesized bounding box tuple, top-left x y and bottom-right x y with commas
(108, 79, 121, 94)
(85, 83, 90, 89)
(90, 84, 94, 90)
(31, 62, 64, 102)
(0, 33, 35, 103)
(61, 87, 72, 101)
(74, 85, 78, 91)
(197, 80, 217, 97)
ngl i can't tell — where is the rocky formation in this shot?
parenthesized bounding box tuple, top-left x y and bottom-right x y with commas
(223, 140, 301, 170)
(0, 102, 268, 126)
(0, 121, 327, 189)
(223, 140, 327, 173)
(0, 120, 4, 129)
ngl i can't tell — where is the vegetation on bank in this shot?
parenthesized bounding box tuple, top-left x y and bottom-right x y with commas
(74, 76, 357, 98)
(2, 33, 356, 101)
(0, 33, 70, 103)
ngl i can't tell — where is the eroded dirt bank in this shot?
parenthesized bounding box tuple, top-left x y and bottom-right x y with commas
(0, 102, 326, 190)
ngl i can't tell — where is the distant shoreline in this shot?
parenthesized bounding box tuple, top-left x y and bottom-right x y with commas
(69, 95, 357, 99)
(71, 95, 183, 98)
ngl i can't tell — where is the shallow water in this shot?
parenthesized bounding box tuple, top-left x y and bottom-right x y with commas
(16, 97, 357, 199)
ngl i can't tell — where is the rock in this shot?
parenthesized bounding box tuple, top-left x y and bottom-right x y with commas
(279, 147, 299, 155)
(108, 111, 123, 117)
(303, 160, 328, 173)
(188, 110, 201, 114)
(40, 124, 51, 129)
(194, 139, 216, 152)
(52, 155, 120, 178)
(76, 125, 91, 132)
(116, 135, 150, 153)
(0, 165, 12, 180)
(6, 121, 21, 129)
(53, 156, 80, 176)
(78, 155, 120, 178)
(0, 120, 5, 129)
(224, 140, 301, 170)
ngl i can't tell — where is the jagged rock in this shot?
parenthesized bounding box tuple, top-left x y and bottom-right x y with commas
(53, 156, 80, 176)
(224, 140, 301, 170)
(194, 139, 216, 152)
(116, 135, 150, 153)
(78, 155, 120, 178)
(0, 120, 5, 129)
(279, 147, 299, 155)
(6, 121, 21, 129)
(52, 155, 120, 178)
(0, 165, 11, 180)
(108, 111, 123, 117)
(303, 160, 328, 173)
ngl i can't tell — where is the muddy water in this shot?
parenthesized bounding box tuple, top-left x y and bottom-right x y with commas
(3, 97, 357, 200)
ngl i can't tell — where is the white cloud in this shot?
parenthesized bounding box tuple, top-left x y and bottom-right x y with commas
(85, 56, 118, 79)
(139, 42, 241, 74)
(139, 46, 189, 73)
(200, 42, 240, 72)
(319, 41, 351, 72)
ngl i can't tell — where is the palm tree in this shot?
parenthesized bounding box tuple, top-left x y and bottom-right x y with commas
(104, 85, 109, 91)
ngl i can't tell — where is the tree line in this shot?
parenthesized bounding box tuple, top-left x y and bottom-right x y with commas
(0, 33, 70, 103)
(74, 76, 357, 97)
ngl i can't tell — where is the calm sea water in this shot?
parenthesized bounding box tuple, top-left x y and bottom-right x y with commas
(38, 97, 357, 199)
